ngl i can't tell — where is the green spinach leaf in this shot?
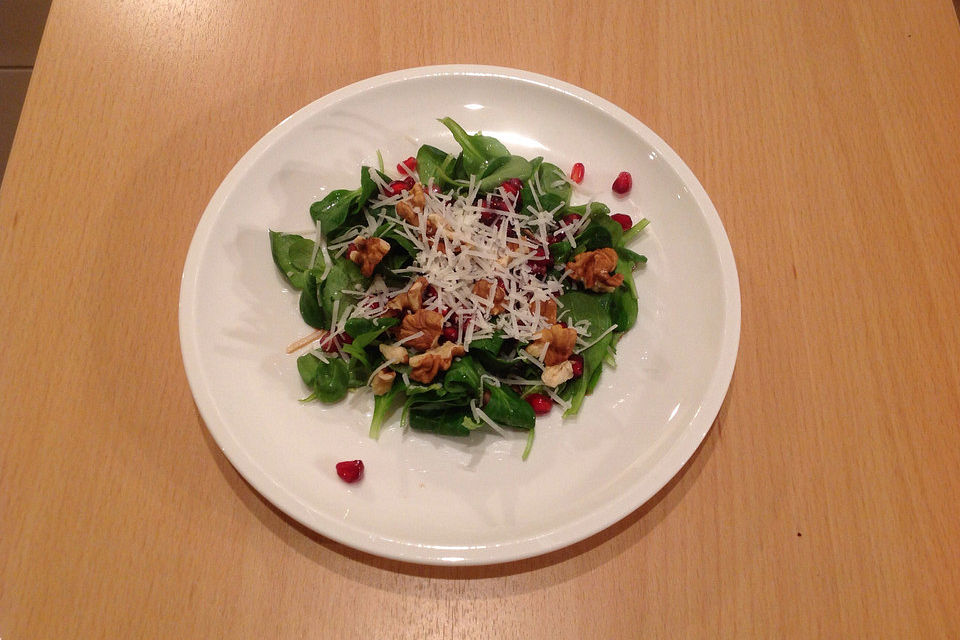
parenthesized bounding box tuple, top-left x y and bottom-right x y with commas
(370, 381, 404, 439)
(439, 117, 510, 177)
(309, 189, 357, 236)
(443, 355, 484, 397)
(416, 144, 458, 189)
(407, 400, 472, 437)
(482, 385, 535, 430)
(477, 155, 532, 192)
(298, 271, 326, 329)
(297, 354, 349, 403)
(269, 231, 316, 290)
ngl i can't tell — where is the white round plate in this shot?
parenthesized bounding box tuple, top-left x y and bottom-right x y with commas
(179, 65, 740, 565)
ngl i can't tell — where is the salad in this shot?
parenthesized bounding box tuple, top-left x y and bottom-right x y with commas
(269, 117, 648, 459)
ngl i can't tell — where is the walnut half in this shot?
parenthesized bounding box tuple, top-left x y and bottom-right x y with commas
(378, 343, 409, 364)
(371, 369, 396, 395)
(541, 361, 574, 387)
(472, 279, 507, 315)
(398, 309, 443, 351)
(348, 236, 390, 277)
(565, 248, 624, 292)
(409, 342, 466, 384)
(529, 298, 557, 324)
(524, 323, 578, 367)
(385, 277, 428, 316)
(395, 182, 426, 225)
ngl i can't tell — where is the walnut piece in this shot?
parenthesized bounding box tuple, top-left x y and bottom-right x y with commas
(398, 309, 443, 351)
(524, 323, 578, 366)
(378, 343, 409, 364)
(385, 277, 428, 315)
(348, 236, 390, 277)
(371, 369, 396, 395)
(472, 279, 507, 315)
(541, 360, 574, 387)
(529, 299, 557, 324)
(409, 342, 466, 384)
(565, 248, 624, 292)
(395, 182, 426, 225)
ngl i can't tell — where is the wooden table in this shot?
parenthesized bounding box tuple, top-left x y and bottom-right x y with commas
(3, 1, 960, 637)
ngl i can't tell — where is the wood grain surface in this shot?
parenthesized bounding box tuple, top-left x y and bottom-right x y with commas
(2, 1, 960, 637)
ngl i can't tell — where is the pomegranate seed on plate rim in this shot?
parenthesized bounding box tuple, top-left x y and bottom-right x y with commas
(612, 171, 632, 194)
(336, 460, 364, 483)
(570, 162, 585, 184)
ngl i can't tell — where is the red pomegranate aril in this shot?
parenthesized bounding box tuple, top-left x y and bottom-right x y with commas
(403, 176, 415, 189)
(612, 171, 632, 194)
(561, 213, 582, 227)
(500, 178, 523, 195)
(529, 259, 553, 277)
(611, 213, 633, 231)
(442, 326, 458, 342)
(336, 459, 364, 483)
(488, 196, 510, 212)
(346, 242, 357, 255)
(479, 208, 498, 225)
(397, 156, 417, 175)
(339, 334, 353, 345)
(525, 393, 553, 415)
(570, 353, 584, 377)
(570, 162, 585, 184)
(319, 334, 340, 353)
(386, 180, 408, 196)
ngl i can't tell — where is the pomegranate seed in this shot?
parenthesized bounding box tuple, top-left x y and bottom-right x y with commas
(425, 284, 438, 299)
(557, 321, 568, 328)
(319, 334, 340, 353)
(335, 460, 364, 483)
(525, 393, 553, 415)
(442, 326, 458, 342)
(487, 196, 511, 212)
(386, 180, 408, 196)
(500, 178, 523, 195)
(403, 176, 415, 189)
(529, 260, 552, 277)
(346, 242, 357, 255)
(570, 162, 585, 184)
(397, 156, 417, 176)
(534, 246, 546, 258)
(611, 213, 633, 231)
(570, 353, 584, 377)
(339, 334, 353, 345)
(612, 171, 632, 195)
(561, 213, 582, 227)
